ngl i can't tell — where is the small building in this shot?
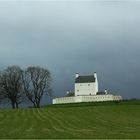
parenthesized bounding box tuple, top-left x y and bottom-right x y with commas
(53, 73, 122, 104)
(75, 72, 98, 96)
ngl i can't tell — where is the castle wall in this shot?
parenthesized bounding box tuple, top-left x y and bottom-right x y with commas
(53, 95, 122, 104)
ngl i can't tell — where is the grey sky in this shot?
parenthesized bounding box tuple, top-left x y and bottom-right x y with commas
(0, 1, 140, 100)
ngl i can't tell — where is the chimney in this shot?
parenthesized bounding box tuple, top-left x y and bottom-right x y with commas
(105, 89, 107, 94)
(94, 72, 97, 79)
(75, 73, 79, 78)
(66, 91, 69, 94)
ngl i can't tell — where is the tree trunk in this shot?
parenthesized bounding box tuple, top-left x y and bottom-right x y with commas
(33, 102, 37, 108)
(16, 102, 19, 109)
(36, 102, 40, 108)
(36, 99, 40, 108)
(11, 102, 16, 109)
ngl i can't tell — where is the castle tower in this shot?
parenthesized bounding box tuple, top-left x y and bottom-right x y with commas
(75, 72, 99, 96)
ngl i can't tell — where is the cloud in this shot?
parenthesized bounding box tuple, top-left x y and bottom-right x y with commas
(0, 1, 140, 99)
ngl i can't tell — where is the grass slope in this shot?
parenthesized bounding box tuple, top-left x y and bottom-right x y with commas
(0, 101, 140, 139)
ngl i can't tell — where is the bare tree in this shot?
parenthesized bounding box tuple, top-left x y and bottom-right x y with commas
(22, 66, 52, 108)
(0, 66, 23, 109)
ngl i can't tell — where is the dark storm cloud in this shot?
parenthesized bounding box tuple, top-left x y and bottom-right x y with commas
(0, 1, 140, 99)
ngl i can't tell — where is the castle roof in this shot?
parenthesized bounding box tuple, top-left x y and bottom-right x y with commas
(75, 75, 95, 83)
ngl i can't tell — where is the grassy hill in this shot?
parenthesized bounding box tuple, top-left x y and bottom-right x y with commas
(0, 101, 140, 139)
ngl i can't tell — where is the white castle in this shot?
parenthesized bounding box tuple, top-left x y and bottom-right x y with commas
(53, 72, 122, 104)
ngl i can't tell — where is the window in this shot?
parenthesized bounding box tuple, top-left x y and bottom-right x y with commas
(77, 90, 79, 92)
(88, 84, 90, 86)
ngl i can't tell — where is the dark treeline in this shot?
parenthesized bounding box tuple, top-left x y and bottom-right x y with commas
(0, 66, 52, 109)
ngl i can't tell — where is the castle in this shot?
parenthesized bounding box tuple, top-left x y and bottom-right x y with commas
(53, 72, 122, 104)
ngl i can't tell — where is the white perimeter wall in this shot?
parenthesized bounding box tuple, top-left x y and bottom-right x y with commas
(53, 95, 122, 104)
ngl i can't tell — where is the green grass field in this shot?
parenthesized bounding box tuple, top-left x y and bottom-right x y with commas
(0, 101, 140, 139)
